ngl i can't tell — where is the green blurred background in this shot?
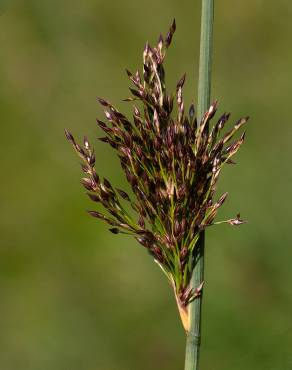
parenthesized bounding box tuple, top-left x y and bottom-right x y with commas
(0, 0, 291, 369)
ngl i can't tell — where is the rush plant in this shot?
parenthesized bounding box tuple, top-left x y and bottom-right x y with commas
(65, 6, 248, 370)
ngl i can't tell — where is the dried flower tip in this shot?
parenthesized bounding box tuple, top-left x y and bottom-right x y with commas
(126, 69, 132, 78)
(217, 192, 228, 207)
(84, 136, 90, 149)
(64, 129, 75, 143)
(165, 19, 176, 48)
(228, 213, 247, 226)
(97, 97, 111, 107)
(81, 178, 95, 191)
(177, 73, 186, 90)
(87, 210, 105, 219)
(207, 100, 218, 118)
(193, 281, 204, 297)
(157, 33, 164, 50)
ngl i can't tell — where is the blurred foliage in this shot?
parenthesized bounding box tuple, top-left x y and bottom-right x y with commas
(0, 0, 292, 369)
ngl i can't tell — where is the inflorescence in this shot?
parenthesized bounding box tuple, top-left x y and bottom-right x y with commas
(65, 19, 248, 324)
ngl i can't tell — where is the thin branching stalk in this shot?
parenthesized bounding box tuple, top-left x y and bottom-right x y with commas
(184, 1, 214, 370)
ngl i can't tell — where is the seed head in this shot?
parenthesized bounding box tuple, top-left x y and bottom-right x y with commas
(65, 20, 248, 313)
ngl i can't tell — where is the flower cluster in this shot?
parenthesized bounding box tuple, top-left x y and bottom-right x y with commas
(65, 20, 247, 317)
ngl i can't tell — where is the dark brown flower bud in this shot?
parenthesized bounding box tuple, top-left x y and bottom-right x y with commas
(103, 178, 113, 190)
(189, 104, 195, 121)
(92, 171, 100, 184)
(130, 88, 141, 99)
(81, 163, 90, 174)
(165, 19, 176, 48)
(143, 64, 151, 83)
(97, 97, 110, 107)
(138, 215, 145, 228)
(87, 210, 104, 219)
(88, 152, 95, 166)
(87, 193, 100, 202)
(216, 192, 228, 208)
(180, 246, 188, 260)
(137, 236, 151, 249)
(64, 129, 75, 143)
(174, 220, 181, 237)
(109, 227, 120, 234)
(81, 178, 95, 191)
(96, 119, 108, 129)
(117, 189, 130, 201)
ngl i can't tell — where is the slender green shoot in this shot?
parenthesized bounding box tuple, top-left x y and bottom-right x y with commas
(184, 1, 214, 370)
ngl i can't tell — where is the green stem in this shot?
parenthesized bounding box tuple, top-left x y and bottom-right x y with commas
(184, 1, 214, 370)
(197, 0, 214, 121)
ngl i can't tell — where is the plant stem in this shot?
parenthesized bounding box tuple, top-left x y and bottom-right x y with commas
(197, 0, 214, 121)
(184, 1, 214, 370)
